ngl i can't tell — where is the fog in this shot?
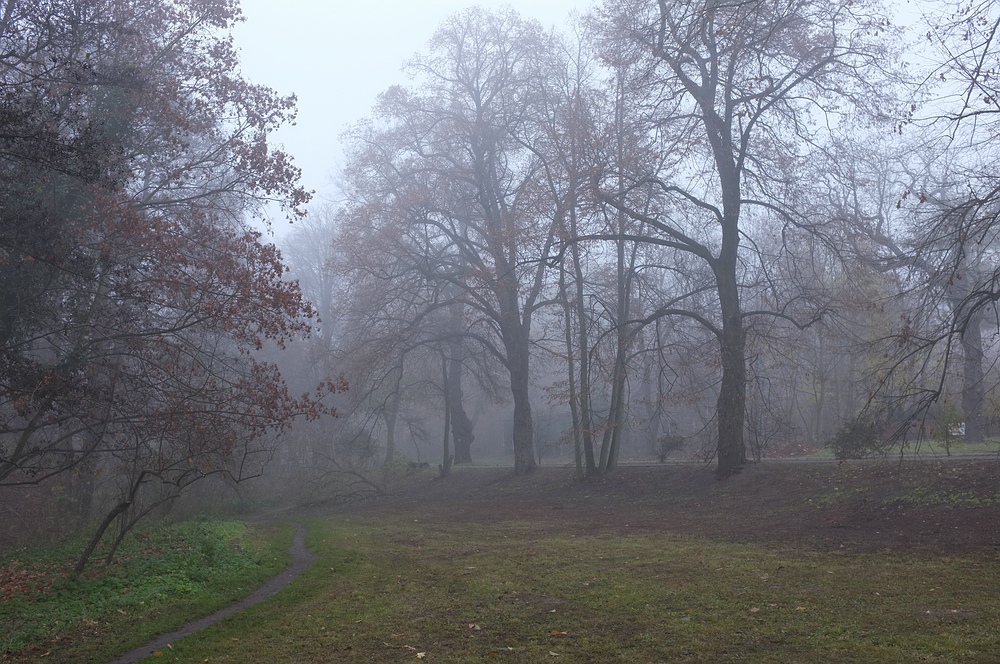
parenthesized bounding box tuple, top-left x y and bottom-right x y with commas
(234, 0, 583, 210)
(265, 0, 1000, 492)
(2, 0, 998, 565)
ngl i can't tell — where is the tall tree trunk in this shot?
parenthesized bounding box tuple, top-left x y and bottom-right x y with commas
(709, 96, 747, 478)
(599, 227, 629, 473)
(448, 341, 475, 464)
(440, 352, 452, 478)
(599, 349, 627, 472)
(950, 260, 986, 444)
(598, 69, 636, 475)
(961, 309, 985, 444)
(811, 331, 827, 445)
(496, 268, 536, 474)
(641, 330, 664, 458)
(570, 211, 597, 476)
(383, 359, 404, 465)
(560, 259, 584, 478)
(715, 180, 746, 478)
(716, 276, 747, 479)
(509, 343, 535, 474)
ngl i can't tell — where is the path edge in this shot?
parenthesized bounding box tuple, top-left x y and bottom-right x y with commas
(106, 521, 314, 664)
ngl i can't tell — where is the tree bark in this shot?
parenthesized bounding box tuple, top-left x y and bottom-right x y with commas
(440, 352, 453, 478)
(560, 255, 585, 478)
(74, 500, 131, 575)
(507, 337, 536, 474)
(383, 359, 404, 465)
(569, 207, 597, 476)
(961, 310, 986, 444)
(716, 278, 747, 479)
(714, 182, 747, 478)
(74, 470, 150, 574)
(448, 342, 475, 464)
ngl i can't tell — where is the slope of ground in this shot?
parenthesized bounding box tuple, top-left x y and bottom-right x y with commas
(337, 459, 1000, 554)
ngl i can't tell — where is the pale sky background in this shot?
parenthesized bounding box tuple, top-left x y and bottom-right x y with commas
(233, 1, 585, 227)
(233, 0, 930, 233)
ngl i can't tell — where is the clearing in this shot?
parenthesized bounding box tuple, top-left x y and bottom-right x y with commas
(8, 459, 1000, 662)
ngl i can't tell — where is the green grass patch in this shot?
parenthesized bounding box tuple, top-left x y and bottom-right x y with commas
(892, 487, 999, 507)
(144, 516, 1000, 664)
(812, 437, 1000, 460)
(910, 439, 1000, 457)
(1, 518, 293, 662)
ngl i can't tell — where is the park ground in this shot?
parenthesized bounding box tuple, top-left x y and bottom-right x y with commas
(4, 458, 1000, 662)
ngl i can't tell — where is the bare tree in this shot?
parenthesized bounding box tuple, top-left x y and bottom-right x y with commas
(592, 0, 892, 477)
(885, 0, 1000, 443)
(341, 8, 562, 474)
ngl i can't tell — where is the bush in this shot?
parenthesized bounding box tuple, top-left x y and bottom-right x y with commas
(826, 418, 887, 460)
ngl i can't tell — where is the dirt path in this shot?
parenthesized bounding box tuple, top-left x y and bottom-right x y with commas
(106, 522, 314, 664)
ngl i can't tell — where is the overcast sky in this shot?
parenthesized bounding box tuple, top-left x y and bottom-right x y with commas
(233, 1, 585, 223)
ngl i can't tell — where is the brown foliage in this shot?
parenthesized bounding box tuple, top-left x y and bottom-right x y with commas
(0, 0, 338, 561)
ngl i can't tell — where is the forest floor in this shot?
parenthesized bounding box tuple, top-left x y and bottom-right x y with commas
(338, 458, 1000, 555)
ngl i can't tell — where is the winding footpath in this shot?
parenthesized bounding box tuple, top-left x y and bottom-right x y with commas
(106, 522, 315, 664)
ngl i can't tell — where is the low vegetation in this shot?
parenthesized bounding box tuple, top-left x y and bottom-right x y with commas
(151, 517, 1000, 664)
(0, 519, 293, 662)
(7, 462, 998, 663)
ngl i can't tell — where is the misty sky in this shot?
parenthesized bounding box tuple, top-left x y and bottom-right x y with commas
(234, 1, 583, 223)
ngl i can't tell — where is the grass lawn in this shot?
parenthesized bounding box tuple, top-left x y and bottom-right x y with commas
(0, 519, 293, 662)
(802, 436, 1000, 460)
(6, 462, 1000, 663)
(143, 517, 1000, 663)
(148, 462, 1000, 663)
